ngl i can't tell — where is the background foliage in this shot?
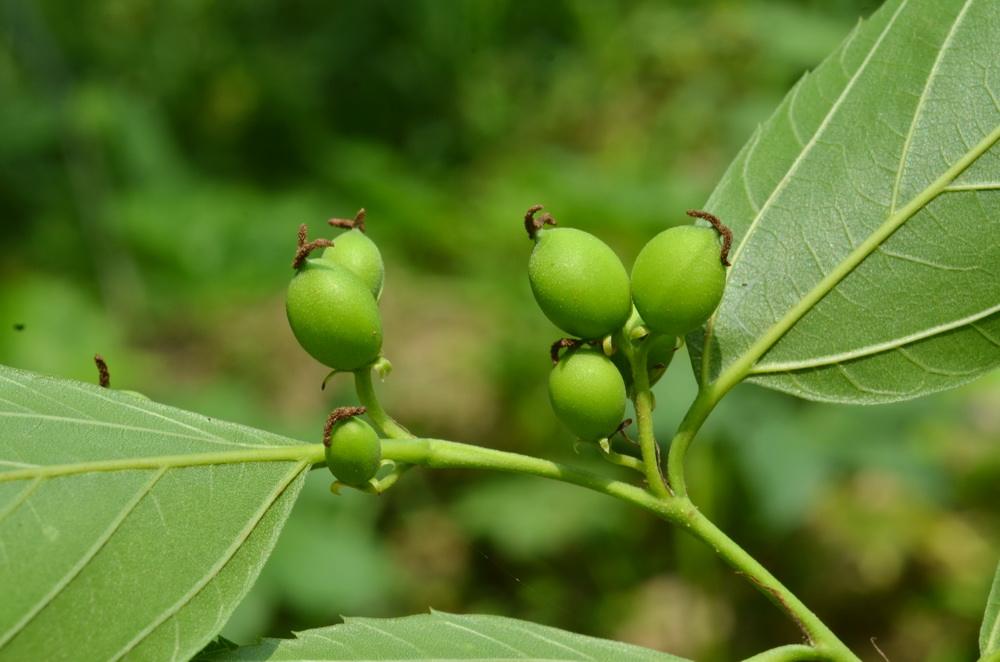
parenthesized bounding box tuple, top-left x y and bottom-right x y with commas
(1, 1, 997, 660)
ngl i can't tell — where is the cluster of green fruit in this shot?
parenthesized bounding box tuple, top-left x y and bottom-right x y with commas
(284, 210, 386, 488)
(284, 206, 729, 489)
(527, 206, 729, 445)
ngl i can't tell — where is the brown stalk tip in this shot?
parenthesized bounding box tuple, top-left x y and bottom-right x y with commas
(686, 209, 733, 267)
(292, 223, 335, 270)
(615, 418, 634, 436)
(328, 208, 367, 233)
(323, 406, 367, 446)
(524, 204, 557, 240)
(550, 337, 581, 364)
(94, 354, 110, 388)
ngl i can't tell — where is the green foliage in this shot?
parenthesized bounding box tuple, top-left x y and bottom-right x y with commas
(693, 0, 1000, 404)
(2, 0, 997, 659)
(631, 226, 727, 337)
(452, 476, 629, 560)
(206, 611, 687, 661)
(0, 365, 311, 661)
(983, 562, 1000, 657)
(528, 227, 632, 340)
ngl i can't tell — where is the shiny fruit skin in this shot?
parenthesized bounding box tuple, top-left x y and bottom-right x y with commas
(325, 417, 381, 486)
(630, 226, 726, 336)
(548, 346, 627, 442)
(321, 230, 384, 300)
(528, 228, 631, 339)
(286, 261, 383, 371)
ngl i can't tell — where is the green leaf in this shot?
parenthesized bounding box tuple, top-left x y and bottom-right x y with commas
(693, 0, 1000, 404)
(209, 611, 688, 661)
(982, 561, 1000, 656)
(0, 364, 319, 661)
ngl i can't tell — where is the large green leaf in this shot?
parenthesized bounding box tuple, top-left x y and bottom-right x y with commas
(0, 364, 318, 661)
(206, 611, 687, 661)
(693, 0, 1000, 403)
(983, 561, 1000, 657)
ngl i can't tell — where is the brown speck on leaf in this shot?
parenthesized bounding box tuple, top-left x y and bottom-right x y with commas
(323, 406, 367, 447)
(524, 204, 557, 240)
(94, 354, 110, 388)
(686, 209, 733, 267)
(328, 208, 367, 233)
(292, 223, 334, 270)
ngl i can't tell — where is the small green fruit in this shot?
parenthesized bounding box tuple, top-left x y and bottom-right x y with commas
(325, 417, 381, 486)
(321, 230, 384, 300)
(548, 346, 626, 442)
(286, 261, 383, 371)
(630, 225, 726, 336)
(528, 227, 632, 339)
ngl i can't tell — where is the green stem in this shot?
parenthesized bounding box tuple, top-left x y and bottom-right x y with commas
(381, 438, 857, 660)
(665, 384, 720, 498)
(380, 437, 682, 520)
(978, 651, 1000, 662)
(629, 338, 672, 498)
(742, 644, 827, 662)
(354, 368, 412, 439)
(678, 500, 858, 661)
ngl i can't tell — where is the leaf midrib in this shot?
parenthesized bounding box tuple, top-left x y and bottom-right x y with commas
(0, 445, 324, 483)
(712, 121, 1000, 397)
(706, 0, 999, 396)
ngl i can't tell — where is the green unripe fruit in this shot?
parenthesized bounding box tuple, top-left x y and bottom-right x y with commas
(321, 230, 384, 300)
(548, 346, 627, 442)
(630, 225, 726, 336)
(286, 261, 383, 371)
(325, 417, 381, 486)
(529, 228, 632, 339)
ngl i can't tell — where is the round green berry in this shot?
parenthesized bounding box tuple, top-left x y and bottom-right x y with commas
(321, 229, 384, 300)
(528, 227, 632, 339)
(548, 346, 627, 442)
(630, 225, 726, 336)
(286, 261, 383, 371)
(325, 417, 381, 486)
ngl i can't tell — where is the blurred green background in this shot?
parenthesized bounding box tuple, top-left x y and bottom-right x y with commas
(2, 1, 998, 660)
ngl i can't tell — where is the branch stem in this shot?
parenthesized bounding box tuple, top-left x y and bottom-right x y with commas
(628, 338, 672, 498)
(665, 384, 719, 498)
(353, 368, 412, 439)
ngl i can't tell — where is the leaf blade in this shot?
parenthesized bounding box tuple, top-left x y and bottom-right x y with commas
(983, 561, 1000, 656)
(694, 0, 1000, 403)
(0, 364, 315, 661)
(209, 611, 689, 661)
